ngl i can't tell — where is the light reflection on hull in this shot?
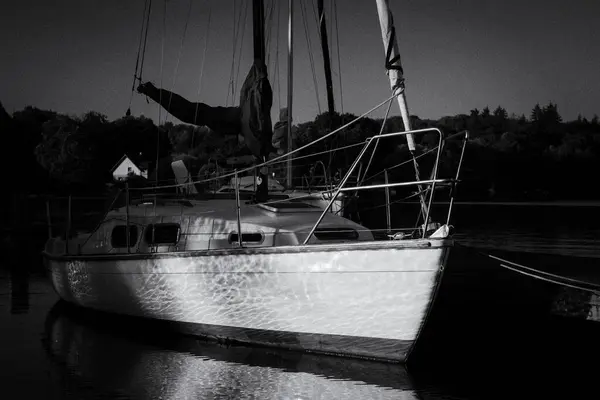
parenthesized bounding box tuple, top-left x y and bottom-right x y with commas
(44, 241, 451, 362)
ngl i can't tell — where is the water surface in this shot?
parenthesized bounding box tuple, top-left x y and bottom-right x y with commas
(2, 204, 600, 399)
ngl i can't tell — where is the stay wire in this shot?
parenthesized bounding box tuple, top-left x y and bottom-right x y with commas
(139, 0, 153, 85)
(155, 0, 166, 189)
(131, 94, 397, 192)
(194, 4, 212, 124)
(165, 0, 194, 124)
(128, 0, 152, 114)
(130, 0, 149, 95)
(333, 0, 343, 114)
(232, 1, 250, 102)
(300, 0, 321, 115)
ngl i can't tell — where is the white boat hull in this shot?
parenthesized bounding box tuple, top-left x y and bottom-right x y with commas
(44, 240, 451, 362)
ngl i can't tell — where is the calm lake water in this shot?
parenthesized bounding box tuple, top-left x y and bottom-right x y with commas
(1, 204, 600, 399)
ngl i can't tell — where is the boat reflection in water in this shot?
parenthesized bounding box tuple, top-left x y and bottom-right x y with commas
(42, 301, 422, 400)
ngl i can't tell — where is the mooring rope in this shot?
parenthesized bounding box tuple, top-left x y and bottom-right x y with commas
(475, 248, 600, 295)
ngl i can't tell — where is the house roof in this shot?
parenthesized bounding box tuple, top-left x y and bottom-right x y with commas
(110, 153, 147, 173)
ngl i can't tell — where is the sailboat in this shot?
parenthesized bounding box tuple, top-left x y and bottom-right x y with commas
(42, 0, 468, 363)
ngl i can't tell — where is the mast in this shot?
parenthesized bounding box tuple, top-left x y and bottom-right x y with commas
(374, 0, 413, 146)
(286, 0, 294, 188)
(374, 0, 428, 217)
(252, 0, 266, 62)
(318, 0, 335, 115)
(252, 0, 268, 201)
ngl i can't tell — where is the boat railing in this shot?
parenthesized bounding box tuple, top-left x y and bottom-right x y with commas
(302, 128, 469, 244)
(45, 127, 467, 254)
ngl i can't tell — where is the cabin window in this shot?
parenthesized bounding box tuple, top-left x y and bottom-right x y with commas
(145, 223, 181, 245)
(313, 228, 359, 241)
(228, 232, 264, 244)
(111, 225, 138, 248)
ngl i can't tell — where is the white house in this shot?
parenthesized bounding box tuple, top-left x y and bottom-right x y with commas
(111, 154, 148, 181)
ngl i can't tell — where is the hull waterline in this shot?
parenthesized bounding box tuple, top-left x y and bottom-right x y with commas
(44, 240, 452, 363)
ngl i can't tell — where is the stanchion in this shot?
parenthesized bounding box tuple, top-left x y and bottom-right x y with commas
(234, 170, 243, 247)
(126, 181, 130, 253)
(65, 195, 72, 254)
(384, 169, 391, 235)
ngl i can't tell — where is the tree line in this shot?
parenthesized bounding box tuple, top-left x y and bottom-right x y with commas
(1, 101, 599, 201)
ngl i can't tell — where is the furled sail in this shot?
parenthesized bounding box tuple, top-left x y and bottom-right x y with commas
(239, 60, 273, 159)
(137, 61, 273, 160)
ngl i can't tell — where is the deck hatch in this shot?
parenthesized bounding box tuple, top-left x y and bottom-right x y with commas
(258, 202, 321, 213)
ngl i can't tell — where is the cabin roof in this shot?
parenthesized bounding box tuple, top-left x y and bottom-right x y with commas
(106, 198, 364, 233)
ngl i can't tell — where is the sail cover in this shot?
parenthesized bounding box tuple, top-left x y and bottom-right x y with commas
(239, 60, 273, 159)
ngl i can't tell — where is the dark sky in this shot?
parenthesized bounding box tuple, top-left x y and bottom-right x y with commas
(2, 0, 598, 125)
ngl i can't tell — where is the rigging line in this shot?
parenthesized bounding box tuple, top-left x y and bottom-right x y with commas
(165, 0, 194, 124)
(363, 146, 438, 182)
(232, 0, 247, 101)
(271, 141, 364, 166)
(329, 0, 333, 64)
(275, 0, 281, 111)
(333, 0, 343, 114)
(129, 0, 150, 109)
(264, 0, 272, 76)
(357, 186, 428, 213)
(357, 98, 394, 186)
(325, 0, 344, 174)
(194, 4, 212, 124)
(227, 0, 245, 105)
(265, 0, 271, 64)
(265, 1, 275, 72)
(226, 0, 239, 105)
(265, 0, 275, 66)
(131, 93, 397, 192)
(300, 0, 321, 114)
(232, 0, 250, 100)
(310, 0, 321, 42)
(155, 0, 167, 188)
(139, 0, 153, 83)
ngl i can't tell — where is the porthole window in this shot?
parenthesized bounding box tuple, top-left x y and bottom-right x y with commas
(313, 228, 359, 241)
(145, 223, 181, 245)
(228, 232, 264, 244)
(111, 225, 138, 248)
